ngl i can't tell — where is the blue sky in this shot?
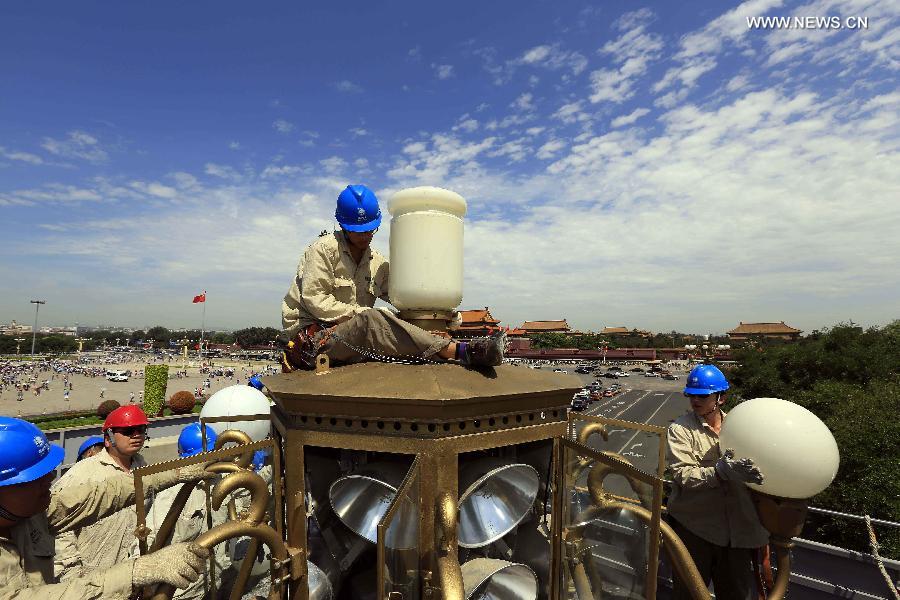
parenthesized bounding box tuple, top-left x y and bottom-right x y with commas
(1, 0, 898, 334)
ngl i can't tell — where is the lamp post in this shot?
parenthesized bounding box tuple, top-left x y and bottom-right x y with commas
(14, 337, 25, 356)
(29, 299, 46, 357)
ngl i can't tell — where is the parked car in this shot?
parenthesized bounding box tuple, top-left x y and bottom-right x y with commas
(553, 368, 568, 374)
(604, 373, 619, 379)
(571, 397, 588, 411)
(630, 367, 644, 372)
(616, 371, 630, 377)
(645, 371, 658, 377)
(662, 373, 679, 380)
(574, 367, 591, 374)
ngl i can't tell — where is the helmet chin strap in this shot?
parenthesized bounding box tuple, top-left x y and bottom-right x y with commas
(0, 502, 26, 523)
(698, 393, 723, 418)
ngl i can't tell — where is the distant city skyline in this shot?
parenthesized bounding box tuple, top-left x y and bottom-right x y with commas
(3, 2, 898, 334)
(1, 310, 891, 339)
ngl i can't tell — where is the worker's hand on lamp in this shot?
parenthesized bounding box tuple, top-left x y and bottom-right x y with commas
(132, 542, 210, 589)
(715, 448, 765, 485)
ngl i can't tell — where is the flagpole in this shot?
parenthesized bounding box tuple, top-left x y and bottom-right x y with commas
(200, 291, 206, 362)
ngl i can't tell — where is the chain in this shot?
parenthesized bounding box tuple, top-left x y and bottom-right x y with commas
(865, 514, 900, 600)
(327, 329, 443, 365)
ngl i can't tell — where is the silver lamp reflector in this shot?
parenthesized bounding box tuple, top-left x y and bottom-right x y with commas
(462, 558, 538, 600)
(308, 560, 334, 600)
(458, 459, 540, 548)
(328, 462, 416, 546)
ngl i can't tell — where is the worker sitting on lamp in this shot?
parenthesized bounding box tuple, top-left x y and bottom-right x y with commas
(281, 184, 505, 371)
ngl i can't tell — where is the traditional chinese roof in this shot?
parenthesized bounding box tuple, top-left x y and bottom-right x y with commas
(600, 326, 630, 335)
(459, 307, 500, 326)
(521, 320, 570, 331)
(727, 321, 802, 335)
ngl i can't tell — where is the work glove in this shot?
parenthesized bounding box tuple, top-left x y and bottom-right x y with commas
(715, 448, 764, 485)
(132, 542, 209, 589)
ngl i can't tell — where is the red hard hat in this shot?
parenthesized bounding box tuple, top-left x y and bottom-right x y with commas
(103, 406, 149, 430)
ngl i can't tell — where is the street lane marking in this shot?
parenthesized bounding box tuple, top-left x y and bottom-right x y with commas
(617, 392, 672, 453)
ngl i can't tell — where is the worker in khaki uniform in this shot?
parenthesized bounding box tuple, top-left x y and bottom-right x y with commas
(666, 364, 769, 600)
(0, 416, 212, 599)
(145, 423, 229, 600)
(282, 184, 505, 371)
(52, 406, 152, 582)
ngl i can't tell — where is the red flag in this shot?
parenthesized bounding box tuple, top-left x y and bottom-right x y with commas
(192, 292, 206, 304)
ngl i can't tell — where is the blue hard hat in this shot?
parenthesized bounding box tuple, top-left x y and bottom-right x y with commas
(251, 449, 268, 471)
(77, 436, 105, 460)
(248, 375, 264, 391)
(335, 185, 381, 232)
(178, 423, 218, 458)
(0, 417, 65, 487)
(684, 364, 730, 395)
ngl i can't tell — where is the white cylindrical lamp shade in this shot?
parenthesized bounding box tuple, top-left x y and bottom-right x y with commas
(387, 186, 467, 311)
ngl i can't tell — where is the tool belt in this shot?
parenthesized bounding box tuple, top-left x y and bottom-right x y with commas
(281, 324, 325, 373)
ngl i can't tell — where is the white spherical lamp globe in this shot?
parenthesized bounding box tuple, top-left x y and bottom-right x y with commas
(720, 398, 839, 498)
(199, 385, 271, 442)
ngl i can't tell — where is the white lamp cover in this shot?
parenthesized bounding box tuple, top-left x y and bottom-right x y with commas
(199, 385, 271, 442)
(720, 397, 839, 498)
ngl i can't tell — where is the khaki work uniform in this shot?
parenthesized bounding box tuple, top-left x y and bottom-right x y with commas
(282, 231, 449, 364)
(145, 482, 229, 600)
(52, 451, 149, 581)
(0, 476, 141, 599)
(666, 410, 769, 600)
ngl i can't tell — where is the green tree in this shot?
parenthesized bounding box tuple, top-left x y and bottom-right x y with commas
(234, 327, 281, 348)
(145, 326, 172, 347)
(728, 320, 900, 557)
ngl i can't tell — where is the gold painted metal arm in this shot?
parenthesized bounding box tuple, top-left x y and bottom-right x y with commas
(577, 421, 608, 446)
(150, 520, 289, 600)
(768, 539, 793, 600)
(213, 429, 255, 468)
(211, 470, 269, 525)
(435, 491, 464, 600)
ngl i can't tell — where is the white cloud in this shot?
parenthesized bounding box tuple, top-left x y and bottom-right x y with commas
(654, 0, 783, 97)
(388, 134, 497, 184)
(487, 138, 529, 163)
(130, 180, 178, 199)
(333, 80, 363, 93)
(0, 183, 104, 206)
(553, 100, 591, 124)
(433, 64, 455, 79)
(610, 107, 650, 128)
(0, 146, 44, 165)
(516, 44, 588, 76)
(273, 119, 294, 134)
(349, 127, 369, 137)
(204, 163, 242, 180)
(353, 158, 369, 170)
(228, 141, 241, 150)
(590, 15, 665, 104)
(319, 156, 348, 173)
(453, 117, 479, 133)
(511, 92, 534, 112)
(536, 139, 566, 159)
(261, 164, 305, 178)
(41, 130, 108, 163)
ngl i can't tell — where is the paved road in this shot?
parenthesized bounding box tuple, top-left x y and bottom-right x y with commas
(529, 364, 690, 483)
